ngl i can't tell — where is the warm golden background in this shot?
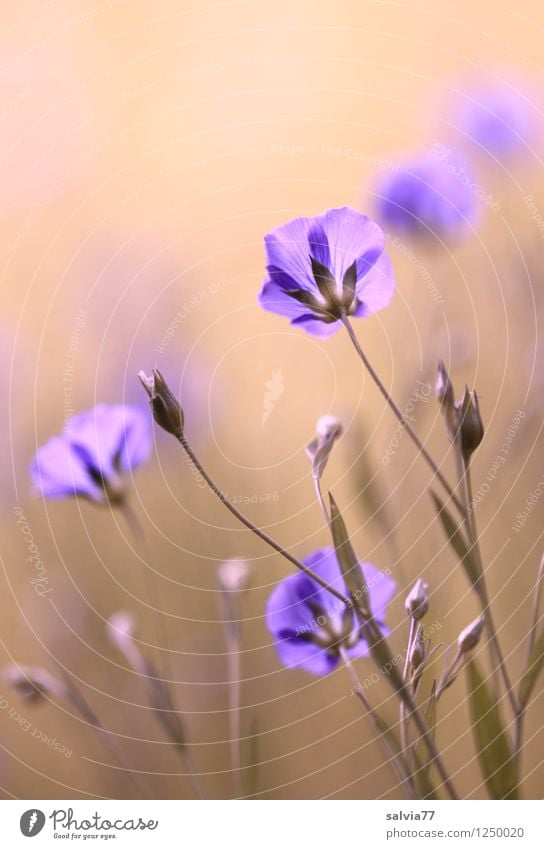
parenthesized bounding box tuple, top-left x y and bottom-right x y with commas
(1, 0, 544, 799)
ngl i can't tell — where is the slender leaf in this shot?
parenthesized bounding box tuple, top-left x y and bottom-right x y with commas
(465, 658, 519, 799)
(431, 491, 482, 588)
(518, 626, 544, 709)
(329, 493, 370, 614)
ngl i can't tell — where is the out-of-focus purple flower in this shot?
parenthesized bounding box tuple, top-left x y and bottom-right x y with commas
(458, 83, 533, 156)
(30, 405, 151, 505)
(258, 207, 395, 337)
(375, 152, 477, 239)
(266, 547, 395, 676)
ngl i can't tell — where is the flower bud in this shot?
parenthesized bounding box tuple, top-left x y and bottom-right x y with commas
(405, 578, 429, 620)
(306, 415, 343, 480)
(409, 625, 425, 669)
(217, 558, 250, 593)
(458, 388, 484, 459)
(107, 611, 136, 648)
(139, 369, 184, 438)
(436, 361, 455, 407)
(3, 665, 66, 702)
(457, 615, 484, 653)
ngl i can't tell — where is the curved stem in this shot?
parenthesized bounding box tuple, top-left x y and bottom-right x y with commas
(177, 434, 350, 608)
(341, 315, 463, 517)
(314, 478, 331, 525)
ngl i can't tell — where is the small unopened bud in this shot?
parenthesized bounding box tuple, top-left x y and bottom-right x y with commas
(436, 360, 462, 443)
(139, 369, 184, 438)
(458, 388, 484, 459)
(457, 615, 484, 653)
(3, 665, 66, 702)
(107, 611, 136, 647)
(217, 558, 250, 592)
(106, 612, 145, 675)
(405, 578, 429, 621)
(409, 625, 425, 669)
(436, 361, 455, 408)
(306, 415, 343, 480)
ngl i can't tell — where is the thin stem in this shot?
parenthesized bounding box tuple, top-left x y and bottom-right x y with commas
(178, 434, 350, 608)
(515, 551, 544, 765)
(179, 432, 457, 797)
(339, 646, 414, 798)
(358, 617, 458, 800)
(341, 314, 463, 516)
(314, 478, 330, 524)
(117, 506, 204, 799)
(463, 465, 518, 717)
(120, 501, 174, 685)
(179, 749, 205, 800)
(54, 663, 152, 799)
(221, 591, 243, 799)
(525, 551, 544, 663)
(454, 455, 500, 694)
(400, 619, 416, 754)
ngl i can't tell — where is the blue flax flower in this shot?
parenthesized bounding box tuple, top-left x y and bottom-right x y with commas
(258, 206, 395, 337)
(458, 83, 533, 156)
(266, 547, 396, 676)
(375, 152, 477, 239)
(30, 405, 151, 505)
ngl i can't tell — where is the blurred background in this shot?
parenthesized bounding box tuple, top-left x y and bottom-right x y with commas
(1, 0, 544, 799)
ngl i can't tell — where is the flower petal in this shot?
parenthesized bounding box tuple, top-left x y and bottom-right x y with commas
(274, 635, 339, 676)
(30, 436, 102, 501)
(313, 207, 385, 282)
(361, 562, 397, 622)
(354, 252, 395, 317)
(264, 216, 315, 291)
(67, 404, 151, 480)
(290, 314, 341, 337)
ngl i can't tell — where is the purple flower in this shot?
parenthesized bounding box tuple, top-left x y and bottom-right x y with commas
(266, 547, 396, 676)
(375, 152, 477, 239)
(258, 206, 395, 337)
(30, 405, 151, 505)
(458, 83, 533, 156)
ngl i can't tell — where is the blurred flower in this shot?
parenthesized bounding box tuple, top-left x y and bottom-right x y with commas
(30, 404, 151, 505)
(266, 547, 395, 676)
(458, 82, 533, 156)
(258, 207, 395, 337)
(3, 665, 66, 702)
(375, 152, 477, 239)
(217, 558, 250, 593)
